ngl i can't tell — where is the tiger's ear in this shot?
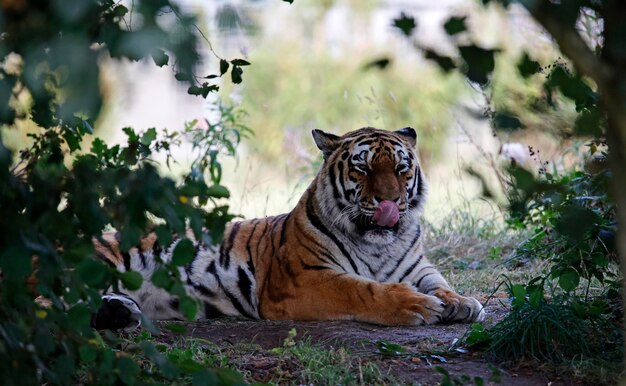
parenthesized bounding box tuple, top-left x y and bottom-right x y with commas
(312, 129, 341, 160)
(394, 127, 417, 147)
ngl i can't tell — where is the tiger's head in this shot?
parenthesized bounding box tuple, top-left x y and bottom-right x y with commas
(312, 127, 427, 245)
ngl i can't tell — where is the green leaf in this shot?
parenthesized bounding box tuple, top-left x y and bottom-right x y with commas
(120, 271, 143, 291)
(188, 85, 203, 96)
(200, 83, 219, 98)
(51, 354, 74, 384)
(113, 5, 128, 17)
(78, 259, 109, 287)
(179, 295, 197, 320)
(424, 49, 456, 72)
(63, 129, 82, 152)
(117, 356, 139, 386)
(151, 49, 169, 67)
(459, 45, 497, 85)
(79, 345, 98, 362)
(0, 246, 32, 281)
(555, 205, 599, 241)
(591, 252, 609, 268)
(588, 299, 608, 317)
(164, 323, 187, 334)
(230, 58, 250, 66)
(571, 298, 587, 318)
(444, 16, 466, 35)
(205, 206, 235, 244)
(435, 366, 451, 386)
(510, 284, 526, 307)
(528, 288, 543, 308)
(140, 341, 180, 378)
(486, 246, 502, 260)
(151, 268, 173, 290)
(517, 52, 541, 78)
(219, 59, 230, 75)
(574, 107, 603, 137)
(494, 110, 523, 131)
(375, 340, 406, 356)
(206, 184, 230, 199)
(175, 72, 192, 82)
(141, 128, 157, 146)
(363, 57, 391, 71)
(192, 370, 220, 386)
(122, 126, 139, 142)
(154, 225, 172, 247)
(545, 66, 597, 108)
(488, 364, 502, 383)
(231, 66, 243, 84)
(508, 165, 536, 193)
(175, 358, 204, 374)
(558, 268, 580, 292)
(187, 82, 219, 98)
(119, 227, 141, 252)
(392, 12, 417, 37)
(172, 238, 195, 266)
(67, 304, 92, 333)
(464, 323, 490, 346)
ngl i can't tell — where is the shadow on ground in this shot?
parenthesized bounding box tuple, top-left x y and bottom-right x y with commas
(154, 302, 576, 385)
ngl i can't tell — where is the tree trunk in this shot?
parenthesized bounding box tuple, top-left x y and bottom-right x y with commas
(601, 3, 626, 383)
(606, 115, 626, 386)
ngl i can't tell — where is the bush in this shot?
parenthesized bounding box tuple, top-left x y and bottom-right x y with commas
(464, 156, 622, 370)
(468, 294, 620, 361)
(507, 155, 618, 296)
(0, 1, 251, 384)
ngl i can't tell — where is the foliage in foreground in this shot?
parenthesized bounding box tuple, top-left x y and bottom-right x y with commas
(0, 1, 252, 385)
(0, 111, 251, 385)
(390, 0, 624, 376)
(464, 163, 622, 382)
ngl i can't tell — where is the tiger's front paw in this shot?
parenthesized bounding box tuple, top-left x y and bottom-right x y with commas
(92, 294, 142, 332)
(382, 283, 445, 326)
(431, 289, 485, 323)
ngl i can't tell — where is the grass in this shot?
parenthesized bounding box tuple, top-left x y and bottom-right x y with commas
(423, 202, 623, 385)
(485, 301, 594, 362)
(470, 300, 623, 386)
(128, 327, 397, 385)
(270, 334, 392, 385)
(113, 331, 246, 385)
(422, 201, 548, 297)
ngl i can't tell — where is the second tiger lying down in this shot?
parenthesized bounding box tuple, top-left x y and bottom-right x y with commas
(93, 127, 485, 331)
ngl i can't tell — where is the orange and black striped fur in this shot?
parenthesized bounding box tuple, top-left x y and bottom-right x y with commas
(92, 127, 484, 330)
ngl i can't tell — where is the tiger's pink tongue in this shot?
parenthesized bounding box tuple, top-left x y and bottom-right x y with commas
(372, 200, 400, 227)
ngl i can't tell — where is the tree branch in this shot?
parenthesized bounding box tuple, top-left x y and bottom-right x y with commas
(520, 1, 612, 91)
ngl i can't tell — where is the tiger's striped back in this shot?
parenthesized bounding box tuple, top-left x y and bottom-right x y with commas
(93, 127, 484, 328)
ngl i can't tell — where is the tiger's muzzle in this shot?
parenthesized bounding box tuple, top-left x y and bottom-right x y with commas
(354, 200, 402, 234)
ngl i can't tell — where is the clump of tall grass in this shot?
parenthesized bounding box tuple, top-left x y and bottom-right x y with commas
(484, 300, 592, 362)
(465, 294, 623, 385)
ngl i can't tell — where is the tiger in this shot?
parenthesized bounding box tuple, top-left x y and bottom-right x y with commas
(91, 127, 485, 331)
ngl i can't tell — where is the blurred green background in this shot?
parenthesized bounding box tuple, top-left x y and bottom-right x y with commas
(3, 0, 581, 221)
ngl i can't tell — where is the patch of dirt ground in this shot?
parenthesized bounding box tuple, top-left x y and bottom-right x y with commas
(154, 302, 585, 385)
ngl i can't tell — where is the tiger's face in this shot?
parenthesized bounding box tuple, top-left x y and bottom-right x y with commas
(313, 127, 426, 245)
